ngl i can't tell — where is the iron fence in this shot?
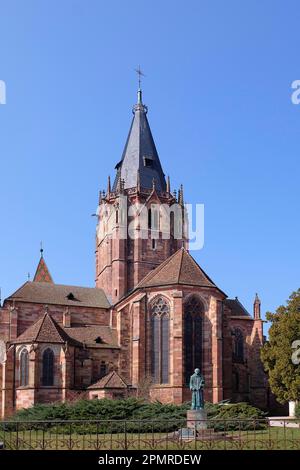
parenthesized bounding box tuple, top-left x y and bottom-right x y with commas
(0, 418, 299, 450)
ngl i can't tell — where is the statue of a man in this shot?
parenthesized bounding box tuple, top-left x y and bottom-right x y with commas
(189, 368, 205, 410)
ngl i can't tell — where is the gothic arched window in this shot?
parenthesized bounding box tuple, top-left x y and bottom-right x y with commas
(42, 348, 54, 386)
(150, 297, 170, 384)
(233, 328, 244, 362)
(100, 361, 107, 378)
(148, 206, 159, 231)
(20, 349, 29, 387)
(184, 295, 203, 384)
(148, 208, 152, 229)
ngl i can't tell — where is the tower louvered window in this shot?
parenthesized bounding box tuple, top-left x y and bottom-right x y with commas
(42, 348, 54, 386)
(184, 295, 203, 384)
(150, 297, 170, 384)
(20, 349, 29, 386)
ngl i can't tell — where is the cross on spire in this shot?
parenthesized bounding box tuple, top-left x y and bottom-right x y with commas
(135, 66, 145, 89)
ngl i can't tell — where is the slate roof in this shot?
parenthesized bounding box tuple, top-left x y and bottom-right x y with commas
(33, 255, 53, 283)
(66, 326, 119, 349)
(136, 247, 221, 291)
(224, 298, 251, 317)
(12, 313, 80, 346)
(113, 89, 166, 192)
(88, 371, 129, 390)
(6, 282, 110, 309)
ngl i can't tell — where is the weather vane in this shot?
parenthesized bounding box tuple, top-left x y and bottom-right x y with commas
(135, 66, 145, 89)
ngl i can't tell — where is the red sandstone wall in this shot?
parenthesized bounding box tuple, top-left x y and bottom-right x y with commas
(1, 302, 110, 338)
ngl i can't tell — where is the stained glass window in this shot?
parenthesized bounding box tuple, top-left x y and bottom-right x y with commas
(184, 295, 203, 384)
(42, 348, 54, 386)
(233, 328, 244, 362)
(150, 297, 170, 384)
(20, 349, 29, 386)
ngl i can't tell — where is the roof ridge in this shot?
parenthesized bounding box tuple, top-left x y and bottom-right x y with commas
(136, 249, 181, 287)
(47, 314, 66, 342)
(105, 371, 116, 387)
(235, 297, 250, 316)
(4, 281, 30, 302)
(183, 252, 217, 287)
(36, 313, 48, 341)
(176, 248, 185, 283)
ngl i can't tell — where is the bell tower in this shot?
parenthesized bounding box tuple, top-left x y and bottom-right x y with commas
(95, 88, 188, 303)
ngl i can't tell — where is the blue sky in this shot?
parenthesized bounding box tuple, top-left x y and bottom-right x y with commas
(0, 1, 299, 332)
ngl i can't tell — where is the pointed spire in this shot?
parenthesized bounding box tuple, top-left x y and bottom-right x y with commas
(166, 175, 170, 193)
(180, 184, 184, 204)
(253, 293, 261, 319)
(112, 88, 166, 193)
(107, 176, 111, 197)
(178, 184, 184, 205)
(33, 247, 54, 283)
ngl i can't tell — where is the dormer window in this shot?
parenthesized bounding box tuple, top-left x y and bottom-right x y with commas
(67, 292, 78, 301)
(144, 157, 153, 167)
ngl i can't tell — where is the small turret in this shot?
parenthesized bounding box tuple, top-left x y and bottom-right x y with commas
(253, 293, 261, 319)
(33, 246, 54, 283)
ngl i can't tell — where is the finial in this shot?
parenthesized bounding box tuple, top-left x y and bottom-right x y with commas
(166, 175, 171, 193)
(178, 185, 184, 205)
(180, 184, 184, 204)
(152, 177, 156, 191)
(254, 293, 261, 319)
(40, 241, 44, 258)
(134, 66, 146, 108)
(107, 176, 111, 196)
(135, 65, 145, 91)
(137, 89, 142, 104)
(27, 272, 30, 281)
(173, 189, 177, 199)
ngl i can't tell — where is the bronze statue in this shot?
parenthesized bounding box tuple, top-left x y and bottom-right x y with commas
(189, 368, 205, 410)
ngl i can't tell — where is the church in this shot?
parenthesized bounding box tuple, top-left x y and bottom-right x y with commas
(0, 87, 267, 418)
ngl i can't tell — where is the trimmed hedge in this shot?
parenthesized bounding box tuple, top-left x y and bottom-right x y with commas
(5, 399, 266, 433)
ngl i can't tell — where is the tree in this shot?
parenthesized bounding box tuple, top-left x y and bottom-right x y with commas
(261, 289, 300, 403)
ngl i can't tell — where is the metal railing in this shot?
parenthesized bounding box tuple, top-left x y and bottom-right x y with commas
(0, 418, 299, 450)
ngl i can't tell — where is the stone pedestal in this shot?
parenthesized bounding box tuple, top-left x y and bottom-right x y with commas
(187, 409, 207, 430)
(289, 401, 298, 417)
